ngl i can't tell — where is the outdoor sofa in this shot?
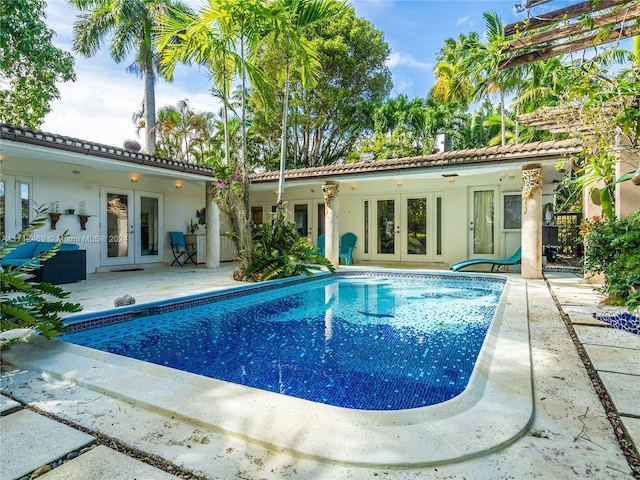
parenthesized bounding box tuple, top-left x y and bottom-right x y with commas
(1, 241, 86, 284)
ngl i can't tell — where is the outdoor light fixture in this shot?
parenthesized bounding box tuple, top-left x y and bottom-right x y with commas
(175, 181, 182, 189)
(351, 183, 357, 190)
(396, 180, 403, 187)
(130, 174, 138, 183)
(448, 177, 456, 184)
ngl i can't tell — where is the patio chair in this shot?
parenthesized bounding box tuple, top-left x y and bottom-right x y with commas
(169, 231, 198, 267)
(339, 232, 357, 266)
(450, 247, 521, 272)
(317, 233, 325, 257)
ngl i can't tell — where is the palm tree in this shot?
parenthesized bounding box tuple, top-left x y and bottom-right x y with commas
(267, 0, 350, 227)
(457, 11, 521, 146)
(69, 0, 192, 154)
(431, 33, 477, 108)
(156, 0, 275, 269)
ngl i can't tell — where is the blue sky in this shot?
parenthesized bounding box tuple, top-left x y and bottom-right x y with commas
(41, 0, 568, 147)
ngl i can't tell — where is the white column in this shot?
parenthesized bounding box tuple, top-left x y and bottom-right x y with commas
(205, 181, 220, 269)
(322, 182, 340, 268)
(521, 164, 542, 279)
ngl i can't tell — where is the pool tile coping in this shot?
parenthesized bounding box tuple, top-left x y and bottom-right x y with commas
(2, 272, 532, 468)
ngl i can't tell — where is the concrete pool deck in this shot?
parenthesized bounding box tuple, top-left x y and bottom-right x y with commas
(1, 264, 639, 479)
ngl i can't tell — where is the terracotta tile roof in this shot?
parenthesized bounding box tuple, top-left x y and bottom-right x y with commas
(1, 124, 215, 177)
(250, 138, 583, 183)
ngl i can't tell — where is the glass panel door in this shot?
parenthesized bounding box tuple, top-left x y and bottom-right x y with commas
(104, 189, 133, 263)
(405, 197, 427, 256)
(373, 197, 400, 260)
(471, 189, 496, 256)
(136, 192, 163, 262)
(293, 202, 309, 238)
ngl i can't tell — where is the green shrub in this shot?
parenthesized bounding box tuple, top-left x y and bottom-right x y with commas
(243, 214, 335, 282)
(583, 209, 640, 311)
(1, 206, 82, 341)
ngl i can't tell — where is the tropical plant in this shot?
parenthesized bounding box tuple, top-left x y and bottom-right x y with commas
(249, 6, 392, 167)
(431, 32, 478, 108)
(157, 0, 278, 271)
(582, 210, 640, 311)
(1, 206, 82, 341)
(264, 0, 350, 228)
(457, 11, 521, 146)
(0, 0, 76, 129)
(243, 212, 335, 281)
(137, 98, 218, 163)
(69, 0, 192, 154)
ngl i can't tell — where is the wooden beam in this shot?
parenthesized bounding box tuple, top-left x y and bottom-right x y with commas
(504, 0, 632, 37)
(499, 23, 640, 69)
(504, 4, 640, 53)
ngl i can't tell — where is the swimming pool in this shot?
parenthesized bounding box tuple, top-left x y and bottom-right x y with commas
(59, 273, 505, 410)
(3, 270, 533, 466)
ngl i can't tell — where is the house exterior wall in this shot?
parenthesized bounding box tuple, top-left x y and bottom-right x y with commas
(2, 154, 208, 273)
(250, 169, 530, 268)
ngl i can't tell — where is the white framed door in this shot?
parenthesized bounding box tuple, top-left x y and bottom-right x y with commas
(468, 187, 498, 258)
(100, 187, 163, 267)
(290, 199, 324, 243)
(367, 194, 443, 263)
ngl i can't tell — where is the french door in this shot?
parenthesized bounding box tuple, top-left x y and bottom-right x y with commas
(370, 194, 441, 262)
(100, 187, 163, 266)
(291, 200, 325, 244)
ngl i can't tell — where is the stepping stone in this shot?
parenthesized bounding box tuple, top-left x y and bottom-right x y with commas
(574, 325, 640, 350)
(621, 417, 640, 454)
(39, 445, 179, 479)
(584, 344, 640, 375)
(0, 394, 21, 416)
(0, 409, 95, 480)
(599, 371, 640, 417)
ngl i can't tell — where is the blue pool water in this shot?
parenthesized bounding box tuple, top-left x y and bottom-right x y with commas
(60, 273, 505, 410)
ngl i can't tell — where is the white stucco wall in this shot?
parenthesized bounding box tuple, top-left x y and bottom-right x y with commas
(250, 170, 528, 267)
(2, 153, 208, 273)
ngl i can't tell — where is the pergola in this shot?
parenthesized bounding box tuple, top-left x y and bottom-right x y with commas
(500, 0, 640, 69)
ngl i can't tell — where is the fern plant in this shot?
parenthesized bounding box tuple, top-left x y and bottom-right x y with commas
(1, 205, 82, 340)
(243, 213, 335, 282)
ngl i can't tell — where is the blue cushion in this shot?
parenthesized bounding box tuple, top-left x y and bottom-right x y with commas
(2, 241, 80, 267)
(3, 241, 39, 259)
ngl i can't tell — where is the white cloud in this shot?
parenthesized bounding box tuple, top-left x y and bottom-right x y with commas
(42, 1, 219, 148)
(386, 52, 432, 71)
(456, 16, 470, 26)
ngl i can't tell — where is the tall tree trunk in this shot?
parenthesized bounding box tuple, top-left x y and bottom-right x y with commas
(275, 60, 290, 228)
(500, 89, 506, 147)
(144, 67, 156, 155)
(239, 33, 252, 267)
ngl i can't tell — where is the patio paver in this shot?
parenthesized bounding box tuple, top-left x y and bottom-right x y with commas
(0, 394, 21, 416)
(0, 409, 95, 480)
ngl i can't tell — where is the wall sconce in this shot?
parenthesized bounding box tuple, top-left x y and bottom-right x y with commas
(351, 183, 357, 190)
(130, 174, 138, 183)
(273, 189, 278, 195)
(175, 181, 182, 189)
(396, 180, 403, 187)
(507, 171, 516, 180)
(448, 177, 456, 184)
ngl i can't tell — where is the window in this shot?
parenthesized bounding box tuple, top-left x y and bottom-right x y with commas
(502, 194, 522, 231)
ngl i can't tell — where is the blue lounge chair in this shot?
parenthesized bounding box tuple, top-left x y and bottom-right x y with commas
(169, 232, 198, 267)
(339, 233, 357, 266)
(450, 247, 521, 272)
